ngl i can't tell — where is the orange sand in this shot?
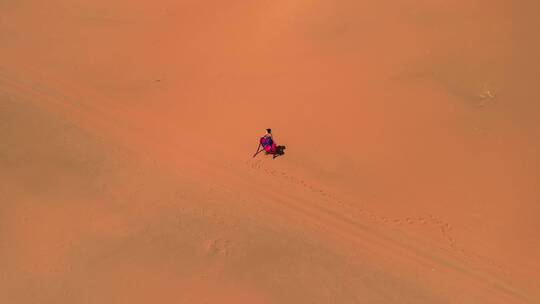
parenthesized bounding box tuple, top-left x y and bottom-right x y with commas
(1, 1, 539, 303)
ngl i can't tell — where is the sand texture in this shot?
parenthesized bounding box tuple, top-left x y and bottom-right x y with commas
(1, 1, 539, 303)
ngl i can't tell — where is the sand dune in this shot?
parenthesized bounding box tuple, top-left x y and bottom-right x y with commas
(1, 1, 539, 303)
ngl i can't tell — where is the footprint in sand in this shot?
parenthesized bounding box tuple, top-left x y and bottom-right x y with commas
(205, 238, 230, 257)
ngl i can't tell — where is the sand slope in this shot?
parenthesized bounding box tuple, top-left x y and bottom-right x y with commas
(1, 1, 539, 303)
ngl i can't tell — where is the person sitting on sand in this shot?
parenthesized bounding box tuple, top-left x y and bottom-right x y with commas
(253, 129, 285, 159)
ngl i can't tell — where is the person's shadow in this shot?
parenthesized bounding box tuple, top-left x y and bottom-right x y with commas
(273, 145, 286, 159)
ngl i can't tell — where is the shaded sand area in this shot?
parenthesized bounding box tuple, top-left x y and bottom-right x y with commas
(1, 1, 539, 303)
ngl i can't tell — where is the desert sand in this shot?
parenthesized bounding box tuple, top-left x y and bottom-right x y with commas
(1, 1, 539, 303)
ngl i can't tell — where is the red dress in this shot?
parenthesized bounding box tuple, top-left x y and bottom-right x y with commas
(260, 136, 277, 154)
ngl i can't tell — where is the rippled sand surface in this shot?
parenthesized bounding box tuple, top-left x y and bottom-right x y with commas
(1, 1, 539, 303)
